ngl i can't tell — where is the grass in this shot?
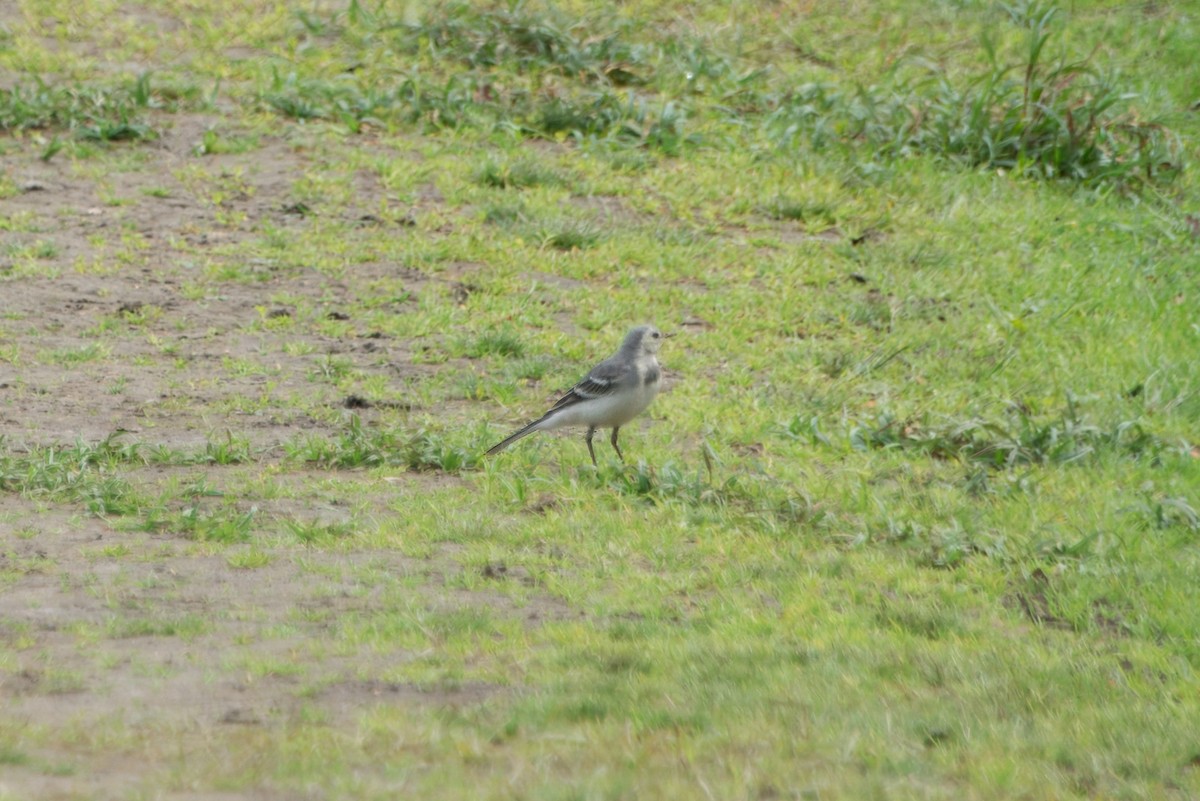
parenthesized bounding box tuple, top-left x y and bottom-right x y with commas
(0, 73, 202, 144)
(282, 415, 482, 473)
(242, 0, 1186, 185)
(0, 0, 1198, 798)
(472, 156, 565, 189)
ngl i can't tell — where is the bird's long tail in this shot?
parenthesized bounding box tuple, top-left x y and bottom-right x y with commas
(485, 417, 548, 457)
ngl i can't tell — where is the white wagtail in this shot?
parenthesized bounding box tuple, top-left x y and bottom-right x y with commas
(486, 324, 670, 465)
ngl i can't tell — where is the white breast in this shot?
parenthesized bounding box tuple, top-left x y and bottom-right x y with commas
(540, 356, 661, 431)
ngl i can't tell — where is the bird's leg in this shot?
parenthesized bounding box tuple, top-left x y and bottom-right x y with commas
(585, 426, 597, 466)
(610, 427, 624, 462)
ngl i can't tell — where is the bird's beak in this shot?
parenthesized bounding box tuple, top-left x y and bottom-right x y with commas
(663, 332, 677, 339)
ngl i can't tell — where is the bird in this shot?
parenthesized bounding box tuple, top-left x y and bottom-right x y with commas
(486, 324, 670, 465)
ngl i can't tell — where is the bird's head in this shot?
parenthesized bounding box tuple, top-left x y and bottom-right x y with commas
(623, 324, 672, 356)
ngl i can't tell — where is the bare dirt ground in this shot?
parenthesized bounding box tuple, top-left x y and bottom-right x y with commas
(2, 113, 447, 446)
(0, 111, 567, 798)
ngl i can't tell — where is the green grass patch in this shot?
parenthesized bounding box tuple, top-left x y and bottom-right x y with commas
(828, 402, 1175, 468)
(473, 157, 565, 189)
(284, 415, 481, 473)
(0, 74, 202, 143)
(258, 0, 1184, 186)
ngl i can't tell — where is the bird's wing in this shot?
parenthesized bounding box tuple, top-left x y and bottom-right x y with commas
(546, 357, 630, 413)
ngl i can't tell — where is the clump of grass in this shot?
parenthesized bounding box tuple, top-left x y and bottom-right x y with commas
(270, 2, 1176, 184)
(261, 70, 488, 132)
(309, 355, 356, 384)
(904, 14, 1180, 184)
(872, 518, 1008, 569)
(45, 343, 109, 365)
(537, 218, 602, 251)
(262, 79, 323, 121)
(474, 157, 564, 189)
(286, 415, 391, 469)
(451, 372, 519, 403)
(284, 519, 356, 545)
(457, 330, 526, 359)
(285, 416, 479, 473)
(0, 74, 197, 142)
(874, 588, 965, 636)
(601, 459, 824, 533)
(260, 69, 696, 153)
(196, 432, 254, 465)
(264, 6, 700, 152)
(193, 128, 261, 156)
(400, 3, 649, 85)
(767, 8, 1182, 187)
(397, 429, 480, 472)
(177, 505, 255, 543)
(609, 98, 693, 155)
(482, 201, 526, 226)
(603, 149, 655, 173)
(67, 433, 148, 467)
(828, 403, 1170, 468)
(1132, 492, 1200, 533)
(227, 549, 272, 569)
(530, 93, 695, 154)
(4, 240, 59, 261)
(507, 356, 553, 382)
(762, 197, 838, 225)
(0, 435, 146, 515)
(107, 614, 209, 639)
(532, 94, 625, 137)
(608, 461, 728, 505)
(0, 747, 30, 767)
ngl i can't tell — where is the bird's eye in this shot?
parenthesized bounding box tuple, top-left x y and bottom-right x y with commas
(652, 331, 660, 338)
